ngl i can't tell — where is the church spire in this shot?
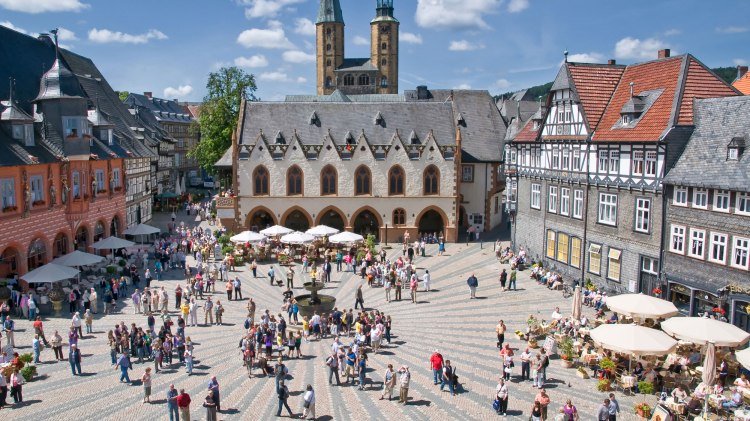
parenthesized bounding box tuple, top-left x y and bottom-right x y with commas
(376, 0, 394, 18)
(317, 0, 344, 24)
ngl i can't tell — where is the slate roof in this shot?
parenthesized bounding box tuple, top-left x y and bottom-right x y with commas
(239, 101, 456, 148)
(664, 96, 750, 192)
(404, 89, 507, 162)
(215, 147, 233, 168)
(335, 58, 378, 72)
(125, 93, 194, 124)
(733, 71, 750, 95)
(498, 89, 539, 123)
(286, 92, 404, 103)
(317, 0, 344, 24)
(593, 55, 738, 142)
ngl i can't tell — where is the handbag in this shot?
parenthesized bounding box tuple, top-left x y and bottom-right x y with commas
(303, 399, 311, 409)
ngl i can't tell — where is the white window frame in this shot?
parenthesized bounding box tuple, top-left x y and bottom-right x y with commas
(693, 188, 708, 209)
(632, 150, 644, 176)
(1, 178, 15, 208)
(729, 148, 739, 160)
(688, 228, 706, 260)
(598, 193, 617, 226)
(732, 237, 750, 270)
(573, 190, 584, 219)
(673, 187, 688, 206)
(530, 183, 541, 210)
(709, 232, 728, 265)
(560, 187, 570, 216)
(562, 149, 570, 170)
(645, 151, 657, 177)
(29, 175, 44, 202)
(551, 148, 560, 170)
(572, 149, 580, 171)
(609, 150, 620, 174)
(713, 190, 730, 213)
(670, 224, 686, 254)
(737, 193, 750, 216)
(635, 197, 650, 233)
(598, 150, 608, 173)
(548, 186, 558, 213)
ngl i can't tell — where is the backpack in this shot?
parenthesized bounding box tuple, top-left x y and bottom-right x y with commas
(542, 356, 549, 368)
(244, 318, 251, 330)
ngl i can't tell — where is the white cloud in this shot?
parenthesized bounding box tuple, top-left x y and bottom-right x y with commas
(734, 58, 748, 66)
(449, 40, 484, 51)
(716, 26, 748, 34)
(401, 32, 423, 45)
(507, 0, 529, 13)
(282, 50, 315, 64)
(237, 22, 295, 49)
(88, 28, 167, 44)
(416, 0, 501, 30)
(614, 37, 670, 60)
(296, 77, 307, 84)
(566, 52, 605, 64)
(234, 55, 269, 68)
(259, 71, 291, 82)
(454, 83, 472, 89)
(294, 18, 315, 36)
(57, 27, 77, 41)
(353, 36, 369, 46)
(243, 0, 304, 19)
(163, 85, 193, 99)
(493, 79, 512, 90)
(664, 28, 681, 36)
(0, 0, 88, 13)
(1, 20, 28, 34)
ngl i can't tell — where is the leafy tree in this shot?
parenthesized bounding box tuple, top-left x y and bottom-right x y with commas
(117, 90, 130, 102)
(189, 67, 257, 171)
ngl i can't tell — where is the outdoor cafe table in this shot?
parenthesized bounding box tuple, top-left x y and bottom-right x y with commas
(621, 374, 636, 389)
(735, 409, 750, 421)
(664, 400, 685, 415)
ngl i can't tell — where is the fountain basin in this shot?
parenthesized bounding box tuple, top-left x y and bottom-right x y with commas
(295, 294, 336, 318)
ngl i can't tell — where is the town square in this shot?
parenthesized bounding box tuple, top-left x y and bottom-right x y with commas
(1, 0, 750, 420)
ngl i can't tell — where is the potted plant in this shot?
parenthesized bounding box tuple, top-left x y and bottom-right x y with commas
(636, 380, 655, 395)
(559, 336, 575, 368)
(634, 403, 652, 418)
(20, 365, 37, 382)
(47, 284, 65, 313)
(598, 358, 616, 378)
(596, 378, 612, 392)
(576, 366, 589, 379)
(526, 316, 540, 348)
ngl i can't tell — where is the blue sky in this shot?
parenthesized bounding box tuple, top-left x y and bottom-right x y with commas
(1, 0, 748, 102)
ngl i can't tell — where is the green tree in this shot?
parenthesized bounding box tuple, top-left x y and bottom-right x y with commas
(118, 90, 130, 102)
(190, 67, 257, 171)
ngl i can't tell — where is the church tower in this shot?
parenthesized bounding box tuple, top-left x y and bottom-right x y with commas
(316, 0, 344, 95)
(370, 0, 399, 94)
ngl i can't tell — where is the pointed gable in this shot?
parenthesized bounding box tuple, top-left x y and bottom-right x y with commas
(550, 65, 572, 92)
(676, 56, 740, 125)
(567, 63, 625, 131)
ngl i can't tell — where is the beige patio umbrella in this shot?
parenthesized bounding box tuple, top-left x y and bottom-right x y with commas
(590, 324, 678, 356)
(604, 293, 679, 321)
(735, 348, 750, 369)
(702, 342, 717, 418)
(661, 317, 750, 347)
(571, 285, 582, 320)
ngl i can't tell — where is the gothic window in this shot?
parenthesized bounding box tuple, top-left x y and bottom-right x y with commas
(326, 43, 331, 51)
(380, 77, 388, 88)
(326, 59, 331, 67)
(388, 166, 404, 195)
(253, 166, 269, 196)
(321, 165, 337, 196)
(287, 166, 303, 196)
(325, 77, 332, 88)
(381, 43, 387, 51)
(423, 165, 439, 195)
(355, 166, 371, 196)
(381, 58, 387, 66)
(358, 74, 370, 86)
(326, 28, 331, 36)
(392, 208, 406, 226)
(344, 74, 354, 86)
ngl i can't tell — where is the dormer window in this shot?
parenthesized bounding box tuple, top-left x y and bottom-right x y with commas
(63, 116, 86, 139)
(728, 136, 746, 160)
(621, 114, 632, 125)
(532, 120, 540, 130)
(374, 112, 384, 126)
(345, 132, 355, 145)
(457, 113, 466, 127)
(275, 131, 285, 144)
(409, 130, 420, 145)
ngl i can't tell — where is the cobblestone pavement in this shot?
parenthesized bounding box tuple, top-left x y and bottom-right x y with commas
(5, 211, 657, 420)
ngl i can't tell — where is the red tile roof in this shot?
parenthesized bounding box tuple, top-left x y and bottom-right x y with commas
(676, 57, 739, 125)
(513, 117, 540, 143)
(567, 63, 625, 131)
(733, 72, 750, 95)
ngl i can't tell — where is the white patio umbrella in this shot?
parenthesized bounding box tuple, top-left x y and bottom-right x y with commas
(52, 250, 104, 267)
(260, 225, 293, 236)
(571, 285, 583, 320)
(91, 236, 136, 250)
(280, 231, 315, 245)
(604, 293, 679, 320)
(175, 178, 182, 196)
(123, 223, 161, 236)
(329, 231, 365, 244)
(735, 348, 750, 369)
(590, 324, 678, 356)
(305, 225, 340, 237)
(21, 263, 80, 283)
(230, 231, 266, 243)
(661, 317, 750, 347)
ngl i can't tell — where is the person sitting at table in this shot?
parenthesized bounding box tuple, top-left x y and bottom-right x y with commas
(693, 382, 708, 399)
(594, 292, 607, 310)
(632, 362, 645, 380)
(668, 355, 689, 373)
(671, 385, 688, 402)
(550, 307, 563, 322)
(579, 315, 589, 328)
(642, 366, 658, 387)
(712, 381, 724, 395)
(687, 350, 701, 366)
(734, 373, 750, 393)
(720, 387, 742, 409)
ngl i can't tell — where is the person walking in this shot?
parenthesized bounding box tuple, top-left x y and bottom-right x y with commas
(398, 366, 411, 405)
(233, 277, 242, 300)
(69, 344, 82, 375)
(608, 393, 620, 421)
(167, 384, 179, 421)
(422, 270, 431, 292)
(32, 334, 41, 364)
(534, 388, 550, 421)
(380, 364, 396, 400)
(520, 347, 532, 381)
(4, 316, 15, 348)
(326, 351, 340, 385)
(357, 351, 368, 391)
(439, 359, 455, 396)
(276, 380, 294, 417)
(203, 297, 214, 326)
(0, 370, 7, 409)
(467, 273, 478, 299)
(302, 384, 316, 420)
(207, 376, 220, 412)
(597, 399, 610, 421)
(225, 280, 233, 301)
(51, 330, 64, 361)
(9, 368, 22, 405)
(268, 267, 275, 286)
(409, 275, 418, 303)
(508, 269, 517, 291)
(354, 285, 364, 310)
(499, 269, 507, 290)
(177, 389, 191, 421)
(142, 367, 152, 403)
(429, 349, 444, 385)
(115, 352, 132, 383)
(496, 378, 509, 415)
(84, 309, 93, 334)
(533, 354, 544, 388)
(562, 399, 579, 420)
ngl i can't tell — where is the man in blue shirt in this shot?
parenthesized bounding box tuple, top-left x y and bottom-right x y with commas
(467, 274, 478, 299)
(167, 384, 179, 421)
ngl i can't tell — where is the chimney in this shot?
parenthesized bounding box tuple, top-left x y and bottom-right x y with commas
(607, 59, 616, 65)
(143, 92, 152, 99)
(738, 65, 749, 80)
(658, 49, 670, 59)
(416, 85, 429, 100)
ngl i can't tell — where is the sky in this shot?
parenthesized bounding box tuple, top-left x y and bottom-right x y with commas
(1, 0, 748, 102)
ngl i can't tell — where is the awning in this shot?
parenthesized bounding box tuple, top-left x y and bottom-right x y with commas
(608, 248, 621, 260)
(589, 244, 601, 254)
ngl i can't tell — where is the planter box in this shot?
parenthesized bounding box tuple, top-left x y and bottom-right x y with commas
(575, 370, 589, 379)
